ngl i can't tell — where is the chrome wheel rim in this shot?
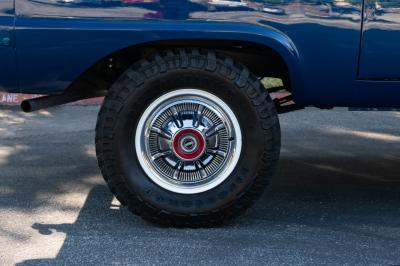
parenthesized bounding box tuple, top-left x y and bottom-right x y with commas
(135, 89, 242, 194)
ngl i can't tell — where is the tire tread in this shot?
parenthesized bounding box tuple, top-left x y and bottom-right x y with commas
(95, 48, 280, 227)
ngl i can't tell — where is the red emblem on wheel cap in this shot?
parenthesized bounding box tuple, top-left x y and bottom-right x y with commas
(172, 129, 206, 161)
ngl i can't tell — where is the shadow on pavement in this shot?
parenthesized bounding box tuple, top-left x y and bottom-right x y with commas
(1, 108, 399, 264)
(18, 155, 400, 265)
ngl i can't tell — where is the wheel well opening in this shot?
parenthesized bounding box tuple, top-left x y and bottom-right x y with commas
(67, 39, 291, 95)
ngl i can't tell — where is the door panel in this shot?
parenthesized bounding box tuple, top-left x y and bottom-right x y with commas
(0, 1, 17, 92)
(359, 0, 400, 79)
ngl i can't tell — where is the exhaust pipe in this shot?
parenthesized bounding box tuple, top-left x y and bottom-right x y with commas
(21, 89, 107, 113)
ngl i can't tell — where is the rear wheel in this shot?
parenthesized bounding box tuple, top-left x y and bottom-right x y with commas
(95, 48, 281, 227)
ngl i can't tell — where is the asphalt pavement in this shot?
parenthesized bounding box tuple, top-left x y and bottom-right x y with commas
(0, 105, 400, 265)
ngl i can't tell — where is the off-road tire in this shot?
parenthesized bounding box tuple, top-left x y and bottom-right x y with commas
(95, 48, 281, 227)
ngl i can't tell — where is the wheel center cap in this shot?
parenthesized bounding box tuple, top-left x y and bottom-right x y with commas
(172, 129, 206, 161)
(180, 135, 198, 153)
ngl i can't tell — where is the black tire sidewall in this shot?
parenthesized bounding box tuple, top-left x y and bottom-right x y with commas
(113, 69, 266, 214)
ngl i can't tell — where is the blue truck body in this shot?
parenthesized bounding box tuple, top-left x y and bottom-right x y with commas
(1, 0, 400, 107)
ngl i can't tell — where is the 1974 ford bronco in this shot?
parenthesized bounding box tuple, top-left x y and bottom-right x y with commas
(1, 0, 399, 226)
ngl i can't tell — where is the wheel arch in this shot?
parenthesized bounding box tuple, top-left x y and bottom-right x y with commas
(63, 24, 303, 101)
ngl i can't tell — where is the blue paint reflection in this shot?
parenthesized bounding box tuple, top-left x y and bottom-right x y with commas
(21, 0, 362, 23)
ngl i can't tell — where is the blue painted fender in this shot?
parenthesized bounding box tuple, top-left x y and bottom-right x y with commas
(15, 18, 303, 99)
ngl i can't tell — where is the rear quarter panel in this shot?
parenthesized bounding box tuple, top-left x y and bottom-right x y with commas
(13, 0, 400, 107)
(0, 1, 17, 92)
